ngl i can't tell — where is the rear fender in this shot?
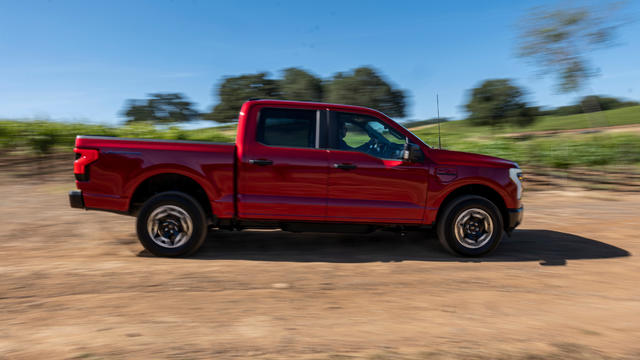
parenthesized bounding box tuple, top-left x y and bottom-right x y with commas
(124, 165, 218, 210)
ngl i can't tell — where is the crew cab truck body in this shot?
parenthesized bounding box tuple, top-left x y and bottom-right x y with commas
(69, 99, 523, 257)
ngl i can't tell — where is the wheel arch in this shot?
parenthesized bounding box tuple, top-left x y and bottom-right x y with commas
(435, 183, 509, 230)
(128, 172, 213, 221)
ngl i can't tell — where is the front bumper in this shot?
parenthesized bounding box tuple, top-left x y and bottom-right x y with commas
(69, 190, 84, 209)
(506, 206, 523, 233)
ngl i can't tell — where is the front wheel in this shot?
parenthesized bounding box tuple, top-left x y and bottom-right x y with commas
(136, 192, 207, 257)
(436, 195, 504, 257)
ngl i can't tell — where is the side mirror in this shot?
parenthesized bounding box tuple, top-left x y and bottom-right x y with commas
(402, 143, 422, 163)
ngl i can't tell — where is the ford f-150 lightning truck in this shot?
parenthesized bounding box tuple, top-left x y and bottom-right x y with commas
(69, 99, 523, 257)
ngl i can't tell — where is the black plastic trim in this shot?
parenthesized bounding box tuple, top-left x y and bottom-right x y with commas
(319, 109, 328, 149)
(74, 173, 89, 182)
(69, 190, 85, 209)
(506, 207, 523, 233)
(328, 110, 339, 149)
(219, 218, 433, 232)
(249, 159, 274, 166)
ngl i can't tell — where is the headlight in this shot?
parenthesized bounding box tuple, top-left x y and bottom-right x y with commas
(509, 167, 523, 199)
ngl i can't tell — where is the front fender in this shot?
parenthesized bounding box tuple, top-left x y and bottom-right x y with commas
(423, 165, 518, 224)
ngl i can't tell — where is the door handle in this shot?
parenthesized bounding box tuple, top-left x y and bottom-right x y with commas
(333, 163, 357, 170)
(249, 159, 273, 166)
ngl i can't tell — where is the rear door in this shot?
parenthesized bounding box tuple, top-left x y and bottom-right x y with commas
(327, 111, 429, 223)
(237, 106, 329, 221)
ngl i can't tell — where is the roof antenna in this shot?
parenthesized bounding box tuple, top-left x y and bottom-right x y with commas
(437, 93, 442, 149)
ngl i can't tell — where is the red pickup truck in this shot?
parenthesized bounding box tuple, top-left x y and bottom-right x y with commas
(69, 99, 523, 257)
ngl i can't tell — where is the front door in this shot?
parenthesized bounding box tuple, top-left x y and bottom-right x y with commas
(238, 107, 328, 221)
(327, 111, 429, 223)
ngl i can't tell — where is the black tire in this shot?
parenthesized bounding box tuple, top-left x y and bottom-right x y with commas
(436, 195, 503, 257)
(136, 191, 207, 257)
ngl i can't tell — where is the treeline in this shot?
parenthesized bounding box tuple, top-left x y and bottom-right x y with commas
(121, 69, 639, 129)
(123, 67, 407, 124)
(463, 79, 639, 128)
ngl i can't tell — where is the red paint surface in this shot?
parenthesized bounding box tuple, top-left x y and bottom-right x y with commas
(73, 148, 99, 174)
(73, 100, 521, 225)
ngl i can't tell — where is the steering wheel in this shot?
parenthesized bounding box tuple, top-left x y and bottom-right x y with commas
(356, 137, 389, 157)
(356, 138, 377, 152)
(374, 140, 389, 157)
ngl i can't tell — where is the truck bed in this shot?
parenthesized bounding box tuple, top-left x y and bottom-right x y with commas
(74, 135, 236, 217)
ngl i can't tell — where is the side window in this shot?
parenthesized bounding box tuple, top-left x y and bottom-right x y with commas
(374, 122, 406, 145)
(256, 108, 317, 148)
(333, 112, 408, 160)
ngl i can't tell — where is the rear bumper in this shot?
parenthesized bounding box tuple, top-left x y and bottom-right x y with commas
(69, 190, 84, 209)
(506, 206, 523, 233)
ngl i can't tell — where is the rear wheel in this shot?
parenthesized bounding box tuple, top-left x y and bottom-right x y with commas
(436, 195, 503, 257)
(136, 192, 207, 257)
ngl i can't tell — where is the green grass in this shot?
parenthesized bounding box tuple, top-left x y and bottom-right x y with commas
(434, 133, 640, 168)
(411, 105, 640, 144)
(521, 105, 640, 132)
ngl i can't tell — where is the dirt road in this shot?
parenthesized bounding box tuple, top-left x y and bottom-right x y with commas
(1, 174, 639, 359)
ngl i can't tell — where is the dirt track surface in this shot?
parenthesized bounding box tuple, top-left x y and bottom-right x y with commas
(1, 175, 639, 359)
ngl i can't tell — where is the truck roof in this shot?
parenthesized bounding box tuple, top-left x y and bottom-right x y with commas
(245, 99, 388, 117)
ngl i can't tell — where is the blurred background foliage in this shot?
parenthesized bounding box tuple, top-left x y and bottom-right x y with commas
(2, 102, 639, 170)
(199, 66, 407, 122)
(516, 1, 629, 93)
(123, 93, 199, 124)
(464, 79, 535, 128)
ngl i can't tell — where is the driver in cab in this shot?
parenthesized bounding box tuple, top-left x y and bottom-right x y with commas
(338, 120, 356, 151)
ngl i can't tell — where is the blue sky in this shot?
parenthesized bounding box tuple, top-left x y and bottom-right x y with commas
(1, 0, 639, 125)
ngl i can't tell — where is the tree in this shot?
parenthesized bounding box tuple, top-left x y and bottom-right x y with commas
(580, 95, 639, 112)
(123, 93, 199, 124)
(203, 73, 280, 123)
(538, 95, 639, 116)
(203, 66, 407, 122)
(517, 2, 629, 93)
(465, 79, 535, 127)
(324, 67, 407, 117)
(279, 67, 323, 102)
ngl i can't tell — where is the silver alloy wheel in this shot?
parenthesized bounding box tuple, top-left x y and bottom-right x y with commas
(453, 208, 494, 249)
(147, 205, 193, 248)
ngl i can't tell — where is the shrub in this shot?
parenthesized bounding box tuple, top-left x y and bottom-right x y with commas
(26, 122, 60, 155)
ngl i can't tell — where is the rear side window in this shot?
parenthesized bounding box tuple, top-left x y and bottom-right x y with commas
(256, 108, 317, 148)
